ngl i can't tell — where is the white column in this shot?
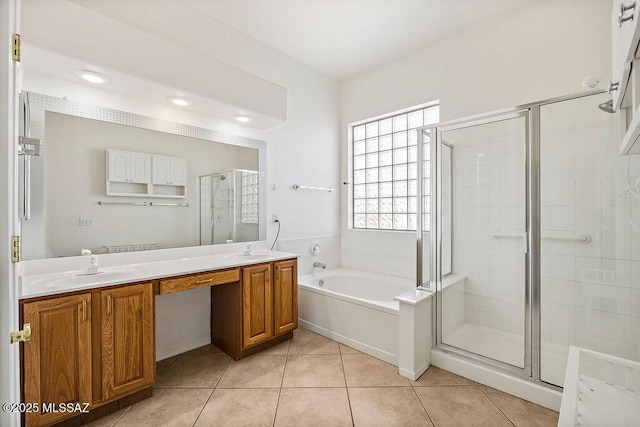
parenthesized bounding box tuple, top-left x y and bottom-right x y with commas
(395, 289, 434, 380)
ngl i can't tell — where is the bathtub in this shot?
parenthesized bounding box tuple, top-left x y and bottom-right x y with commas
(298, 268, 414, 365)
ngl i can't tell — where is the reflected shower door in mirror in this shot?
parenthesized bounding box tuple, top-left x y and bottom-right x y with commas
(436, 113, 528, 370)
(20, 92, 266, 260)
(200, 170, 259, 245)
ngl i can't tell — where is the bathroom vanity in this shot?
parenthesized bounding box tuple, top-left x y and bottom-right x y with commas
(18, 252, 298, 427)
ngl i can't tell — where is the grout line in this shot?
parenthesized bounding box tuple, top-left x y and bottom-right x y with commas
(339, 344, 356, 426)
(272, 338, 291, 426)
(410, 382, 436, 427)
(475, 384, 516, 427)
(190, 388, 215, 427)
(109, 405, 130, 427)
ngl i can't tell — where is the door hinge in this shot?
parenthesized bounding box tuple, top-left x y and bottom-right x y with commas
(10, 323, 31, 344)
(11, 34, 20, 61)
(11, 236, 20, 263)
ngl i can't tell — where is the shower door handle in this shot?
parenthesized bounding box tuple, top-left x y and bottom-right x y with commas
(522, 232, 529, 254)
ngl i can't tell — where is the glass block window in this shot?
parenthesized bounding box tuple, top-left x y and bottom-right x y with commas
(352, 104, 439, 231)
(241, 171, 259, 224)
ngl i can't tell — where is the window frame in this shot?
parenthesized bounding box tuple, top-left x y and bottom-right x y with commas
(348, 101, 439, 232)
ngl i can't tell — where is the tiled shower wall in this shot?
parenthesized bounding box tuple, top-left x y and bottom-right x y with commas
(540, 94, 640, 385)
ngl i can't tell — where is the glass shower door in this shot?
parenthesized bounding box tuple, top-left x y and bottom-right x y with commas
(429, 112, 529, 370)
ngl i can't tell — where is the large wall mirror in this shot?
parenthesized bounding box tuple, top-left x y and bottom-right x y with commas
(20, 92, 267, 260)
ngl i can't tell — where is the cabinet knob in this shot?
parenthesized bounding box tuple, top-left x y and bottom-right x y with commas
(619, 2, 636, 27)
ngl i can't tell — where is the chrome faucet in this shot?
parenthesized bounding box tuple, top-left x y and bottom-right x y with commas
(242, 243, 252, 256)
(313, 262, 326, 269)
(81, 249, 99, 275)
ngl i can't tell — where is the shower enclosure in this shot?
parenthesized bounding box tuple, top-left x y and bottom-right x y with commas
(420, 91, 640, 387)
(199, 169, 260, 245)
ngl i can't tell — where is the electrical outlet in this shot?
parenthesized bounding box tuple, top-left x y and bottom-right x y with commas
(272, 214, 279, 222)
(79, 217, 93, 227)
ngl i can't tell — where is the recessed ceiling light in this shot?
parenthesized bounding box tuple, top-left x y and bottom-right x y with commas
(168, 96, 192, 107)
(76, 70, 111, 85)
(234, 114, 253, 123)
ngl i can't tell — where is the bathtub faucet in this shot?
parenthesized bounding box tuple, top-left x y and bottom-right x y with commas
(313, 262, 326, 269)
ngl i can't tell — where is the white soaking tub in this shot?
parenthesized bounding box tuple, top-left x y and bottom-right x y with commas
(298, 267, 414, 365)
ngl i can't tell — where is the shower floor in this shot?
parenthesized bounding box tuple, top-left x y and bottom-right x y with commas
(444, 322, 525, 367)
(444, 322, 569, 387)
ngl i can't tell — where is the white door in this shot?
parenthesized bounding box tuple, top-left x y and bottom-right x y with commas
(108, 150, 130, 182)
(152, 155, 171, 184)
(170, 157, 187, 186)
(1, 1, 23, 426)
(130, 152, 151, 183)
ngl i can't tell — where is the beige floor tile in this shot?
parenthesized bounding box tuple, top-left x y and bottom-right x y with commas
(274, 388, 352, 427)
(342, 354, 410, 387)
(288, 328, 341, 354)
(478, 384, 558, 427)
(114, 388, 211, 427)
(339, 344, 363, 355)
(412, 366, 475, 386)
(84, 407, 130, 427)
(282, 354, 345, 387)
(182, 344, 228, 357)
(217, 353, 286, 388)
(415, 385, 512, 427)
(156, 356, 178, 379)
(349, 387, 432, 426)
(259, 339, 291, 355)
(194, 388, 279, 427)
(154, 355, 229, 388)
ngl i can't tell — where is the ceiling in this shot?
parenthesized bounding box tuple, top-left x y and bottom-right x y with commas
(73, 0, 528, 80)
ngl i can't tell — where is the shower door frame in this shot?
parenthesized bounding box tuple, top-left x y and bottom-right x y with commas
(417, 89, 605, 386)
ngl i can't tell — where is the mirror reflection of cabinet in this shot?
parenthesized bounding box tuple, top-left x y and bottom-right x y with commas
(107, 150, 151, 184)
(152, 155, 187, 186)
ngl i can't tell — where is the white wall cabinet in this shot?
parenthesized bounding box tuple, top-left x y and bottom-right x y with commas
(108, 150, 151, 184)
(106, 149, 187, 198)
(611, 1, 640, 154)
(152, 156, 187, 186)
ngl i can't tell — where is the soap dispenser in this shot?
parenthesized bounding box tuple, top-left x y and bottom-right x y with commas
(86, 255, 99, 275)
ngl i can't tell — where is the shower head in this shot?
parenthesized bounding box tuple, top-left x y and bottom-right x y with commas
(598, 99, 616, 114)
(219, 175, 226, 180)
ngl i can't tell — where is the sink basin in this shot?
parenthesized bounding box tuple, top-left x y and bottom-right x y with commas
(45, 271, 136, 287)
(231, 253, 273, 262)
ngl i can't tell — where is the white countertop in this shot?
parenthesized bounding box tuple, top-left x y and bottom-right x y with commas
(20, 250, 299, 299)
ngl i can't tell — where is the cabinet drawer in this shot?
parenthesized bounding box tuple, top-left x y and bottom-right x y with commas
(159, 269, 239, 294)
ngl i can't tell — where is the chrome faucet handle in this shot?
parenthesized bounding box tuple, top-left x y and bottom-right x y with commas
(243, 243, 252, 255)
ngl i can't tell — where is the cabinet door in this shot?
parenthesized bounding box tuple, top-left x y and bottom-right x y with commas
(102, 283, 154, 400)
(108, 150, 130, 182)
(23, 294, 92, 427)
(129, 152, 151, 183)
(170, 157, 187, 186)
(612, 0, 639, 108)
(152, 155, 172, 185)
(242, 263, 273, 348)
(273, 259, 298, 335)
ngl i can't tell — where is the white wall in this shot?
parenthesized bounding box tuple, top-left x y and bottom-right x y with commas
(21, 4, 340, 358)
(339, 0, 612, 277)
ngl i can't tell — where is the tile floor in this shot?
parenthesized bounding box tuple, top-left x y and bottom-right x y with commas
(88, 327, 559, 426)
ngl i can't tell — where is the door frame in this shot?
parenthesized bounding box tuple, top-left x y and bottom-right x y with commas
(0, 0, 22, 426)
(418, 89, 605, 386)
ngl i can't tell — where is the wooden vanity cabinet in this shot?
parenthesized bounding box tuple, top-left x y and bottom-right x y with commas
(242, 263, 274, 347)
(212, 258, 298, 360)
(20, 282, 154, 426)
(100, 283, 154, 401)
(22, 294, 92, 427)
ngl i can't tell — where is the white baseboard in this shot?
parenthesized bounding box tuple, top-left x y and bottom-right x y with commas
(156, 336, 211, 361)
(431, 349, 562, 411)
(298, 319, 398, 365)
(399, 361, 430, 381)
